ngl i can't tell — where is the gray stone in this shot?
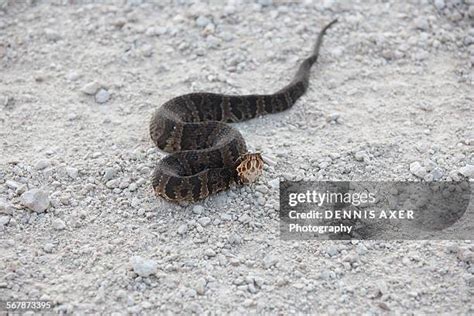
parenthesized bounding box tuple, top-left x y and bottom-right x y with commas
(268, 178, 279, 189)
(193, 205, 204, 215)
(326, 112, 341, 123)
(342, 252, 359, 263)
(238, 213, 251, 223)
(81, 81, 102, 95)
(431, 167, 444, 180)
(354, 151, 366, 162)
(44, 28, 62, 41)
(130, 256, 158, 277)
(34, 159, 50, 170)
(263, 254, 278, 268)
(0, 199, 12, 214)
(177, 224, 188, 235)
(0, 215, 10, 226)
(65, 167, 79, 179)
(195, 278, 206, 295)
(103, 167, 116, 181)
(52, 218, 66, 230)
(205, 248, 216, 257)
(258, 0, 273, 6)
(326, 246, 339, 257)
(414, 17, 429, 31)
(198, 217, 211, 227)
(434, 0, 445, 9)
(43, 243, 54, 253)
(196, 16, 211, 28)
(320, 269, 336, 280)
(66, 71, 80, 81)
(459, 165, 474, 178)
(410, 161, 427, 178)
(21, 189, 50, 213)
(457, 249, 474, 263)
(95, 89, 110, 104)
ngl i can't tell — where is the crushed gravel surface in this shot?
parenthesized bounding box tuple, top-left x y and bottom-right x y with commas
(0, 0, 473, 314)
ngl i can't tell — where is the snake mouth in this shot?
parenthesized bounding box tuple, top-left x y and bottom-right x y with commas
(235, 152, 264, 184)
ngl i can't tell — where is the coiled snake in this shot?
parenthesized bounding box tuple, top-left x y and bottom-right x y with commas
(150, 19, 337, 202)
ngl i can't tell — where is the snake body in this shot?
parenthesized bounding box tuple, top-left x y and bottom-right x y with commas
(150, 20, 337, 202)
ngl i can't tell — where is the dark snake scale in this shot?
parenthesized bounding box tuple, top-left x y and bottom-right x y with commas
(150, 19, 337, 202)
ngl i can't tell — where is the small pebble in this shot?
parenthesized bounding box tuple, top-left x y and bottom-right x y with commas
(354, 151, 366, 162)
(21, 189, 50, 213)
(195, 278, 206, 295)
(52, 218, 66, 230)
(326, 113, 341, 123)
(130, 256, 158, 277)
(80, 81, 102, 95)
(410, 161, 427, 178)
(434, 0, 445, 9)
(65, 167, 79, 179)
(193, 205, 204, 215)
(459, 165, 474, 178)
(95, 89, 110, 104)
(198, 217, 211, 227)
(34, 159, 50, 170)
(43, 243, 54, 253)
(205, 248, 216, 257)
(177, 224, 188, 235)
(196, 16, 211, 28)
(0, 215, 10, 226)
(263, 254, 278, 268)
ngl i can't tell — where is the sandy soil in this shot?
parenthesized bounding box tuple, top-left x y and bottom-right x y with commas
(0, 0, 473, 314)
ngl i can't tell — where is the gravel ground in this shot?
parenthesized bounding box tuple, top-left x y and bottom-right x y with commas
(1, 0, 473, 314)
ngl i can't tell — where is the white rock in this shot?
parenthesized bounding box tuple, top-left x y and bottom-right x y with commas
(130, 256, 158, 277)
(0, 199, 12, 214)
(21, 189, 50, 213)
(6, 180, 21, 190)
(193, 205, 204, 215)
(44, 28, 62, 41)
(326, 112, 341, 123)
(268, 178, 279, 190)
(238, 214, 251, 223)
(34, 159, 50, 170)
(52, 218, 66, 230)
(198, 217, 211, 227)
(177, 224, 188, 235)
(103, 167, 116, 180)
(414, 17, 429, 31)
(66, 71, 80, 81)
(196, 16, 211, 28)
(263, 253, 278, 268)
(95, 89, 110, 104)
(410, 161, 427, 178)
(320, 269, 336, 280)
(434, 0, 445, 9)
(459, 165, 474, 178)
(195, 278, 206, 295)
(43, 243, 54, 253)
(256, 185, 268, 194)
(0, 215, 10, 226)
(258, 0, 273, 6)
(205, 248, 216, 257)
(431, 167, 444, 180)
(354, 151, 366, 162)
(220, 31, 233, 42)
(80, 81, 102, 95)
(65, 167, 79, 179)
(326, 246, 339, 257)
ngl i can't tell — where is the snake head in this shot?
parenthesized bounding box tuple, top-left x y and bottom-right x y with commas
(235, 153, 264, 185)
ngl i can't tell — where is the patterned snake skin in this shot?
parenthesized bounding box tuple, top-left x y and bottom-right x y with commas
(150, 19, 337, 202)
